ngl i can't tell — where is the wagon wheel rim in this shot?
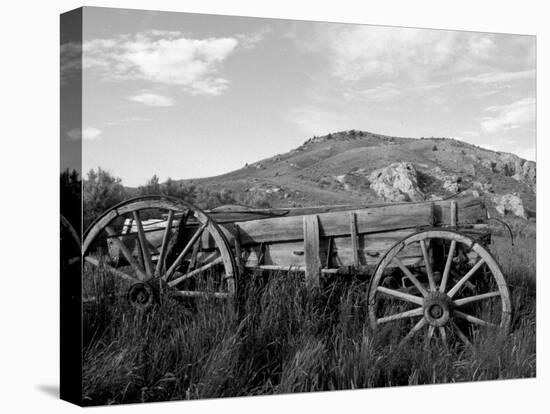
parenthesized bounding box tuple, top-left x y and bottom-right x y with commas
(368, 230, 512, 349)
(82, 195, 237, 308)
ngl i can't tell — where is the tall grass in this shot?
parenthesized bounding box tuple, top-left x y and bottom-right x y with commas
(82, 236, 535, 405)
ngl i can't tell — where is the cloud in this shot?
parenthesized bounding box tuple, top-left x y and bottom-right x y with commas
(128, 92, 174, 107)
(480, 98, 535, 133)
(324, 26, 472, 83)
(66, 127, 102, 141)
(288, 106, 351, 136)
(83, 30, 243, 95)
(236, 26, 271, 49)
(344, 83, 403, 102)
(60, 42, 82, 84)
(458, 69, 535, 84)
(309, 25, 535, 100)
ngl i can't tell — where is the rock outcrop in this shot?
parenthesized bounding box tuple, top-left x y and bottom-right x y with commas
(368, 162, 424, 202)
(492, 193, 527, 219)
(480, 152, 536, 186)
(431, 167, 462, 194)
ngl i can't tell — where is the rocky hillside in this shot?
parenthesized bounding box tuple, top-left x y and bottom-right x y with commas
(181, 130, 536, 221)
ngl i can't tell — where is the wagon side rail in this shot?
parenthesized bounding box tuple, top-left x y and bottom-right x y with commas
(212, 197, 490, 287)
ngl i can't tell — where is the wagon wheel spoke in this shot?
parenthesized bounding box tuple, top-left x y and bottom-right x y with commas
(424, 325, 435, 349)
(168, 255, 223, 287)
(377, 307, 423, 324)
(187, 235, 202, 272)
(154, 210, 174, 277)
(133, 210, 154, 277)
(438, 326, 448, 348)
(376, 286, 424, 306)
(453, 291, 500, 307)
(392, 256, 429, 297)
(173, 290, 230, 299)
(439, 239, 456, 292)
(450, 320, 472, 348)
(84, 256, 140, 284)
(419, 239, 436, 292)
(163, 222, 208, 280)
(399, 317, 427, 346)
(105, 226, 148, 281)
(454, 310, 497, 328)
(447, 258, 485, 298)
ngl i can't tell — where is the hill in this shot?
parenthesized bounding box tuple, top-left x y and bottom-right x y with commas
(176, 130, 536, 222)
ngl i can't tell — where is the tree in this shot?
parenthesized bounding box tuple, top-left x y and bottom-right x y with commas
(139, 174, 161, 195)
(60, 168, 81, 232)
(83, 167, 126, 228)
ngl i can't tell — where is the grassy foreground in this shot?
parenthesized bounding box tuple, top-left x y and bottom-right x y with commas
(82, 236, 535, 405)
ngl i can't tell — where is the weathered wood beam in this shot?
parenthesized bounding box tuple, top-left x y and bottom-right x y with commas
(303, 215, 321, 288)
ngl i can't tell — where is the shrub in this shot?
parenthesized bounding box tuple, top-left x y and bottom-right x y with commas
(83, 167, 127, 228)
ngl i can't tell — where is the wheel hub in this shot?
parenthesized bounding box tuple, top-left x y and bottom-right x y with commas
(423, 292, 452, 327)
(127, 283, 155, 310)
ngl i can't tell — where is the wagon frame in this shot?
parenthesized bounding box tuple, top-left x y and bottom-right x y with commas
(81, 195, 512, 349)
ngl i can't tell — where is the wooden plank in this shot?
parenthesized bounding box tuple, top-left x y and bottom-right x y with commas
(237, 229, 421, 269)
(203, 196, 484, 223)
(450, 200, 457, 227)
(216, 202, 433, 247)
(350, 212, 360, 267)
(303, 215, 321, 288)
(433, 197, 486, 226)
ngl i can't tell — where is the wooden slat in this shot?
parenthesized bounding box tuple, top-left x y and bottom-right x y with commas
(350, 212, 360, 267)
(450, 200, 457, 227)
(154, 210, 174, 277)
(133, 211, 154, 277)
(433, 197, 486, 226)
(303, 215, 321, 288)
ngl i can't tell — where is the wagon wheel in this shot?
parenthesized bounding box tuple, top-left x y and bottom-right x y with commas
(82, 195, 237, 309)
(368, 230, 511, 349)
(60, 214, 81, 269)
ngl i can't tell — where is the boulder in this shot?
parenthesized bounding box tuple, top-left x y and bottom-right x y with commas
(492, 193, 527, 219)
(430, 167, 462, 194)
(368, 162, 424, 202)
(472, 181, 493, 192)
(442, 176, 461, 193)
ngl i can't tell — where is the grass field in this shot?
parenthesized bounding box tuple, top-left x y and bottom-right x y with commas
(82, 235, 535, 405)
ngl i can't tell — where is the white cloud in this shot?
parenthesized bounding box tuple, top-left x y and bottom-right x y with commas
(312, 25, 535, 99)
(236, 26, 271, 49)
(128, 92, 174, 107)
(66, 127, 102, 141)
(60, 42, 82, 84)
(480, 98, 535, 133)
(344, 83, 403, 102)
(83, 31, 242, 96)
(324, 26, 476, 83)
(458, 69, 535, 85)
(288, 106, 351, 136)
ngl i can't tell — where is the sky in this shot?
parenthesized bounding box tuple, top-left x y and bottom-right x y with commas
(62, 7, 536, 186)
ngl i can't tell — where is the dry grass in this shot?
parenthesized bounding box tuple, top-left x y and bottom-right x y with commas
(82, 235, 535, 406)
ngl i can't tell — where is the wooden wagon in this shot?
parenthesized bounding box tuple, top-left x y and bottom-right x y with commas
(82, 195, 512, 348)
